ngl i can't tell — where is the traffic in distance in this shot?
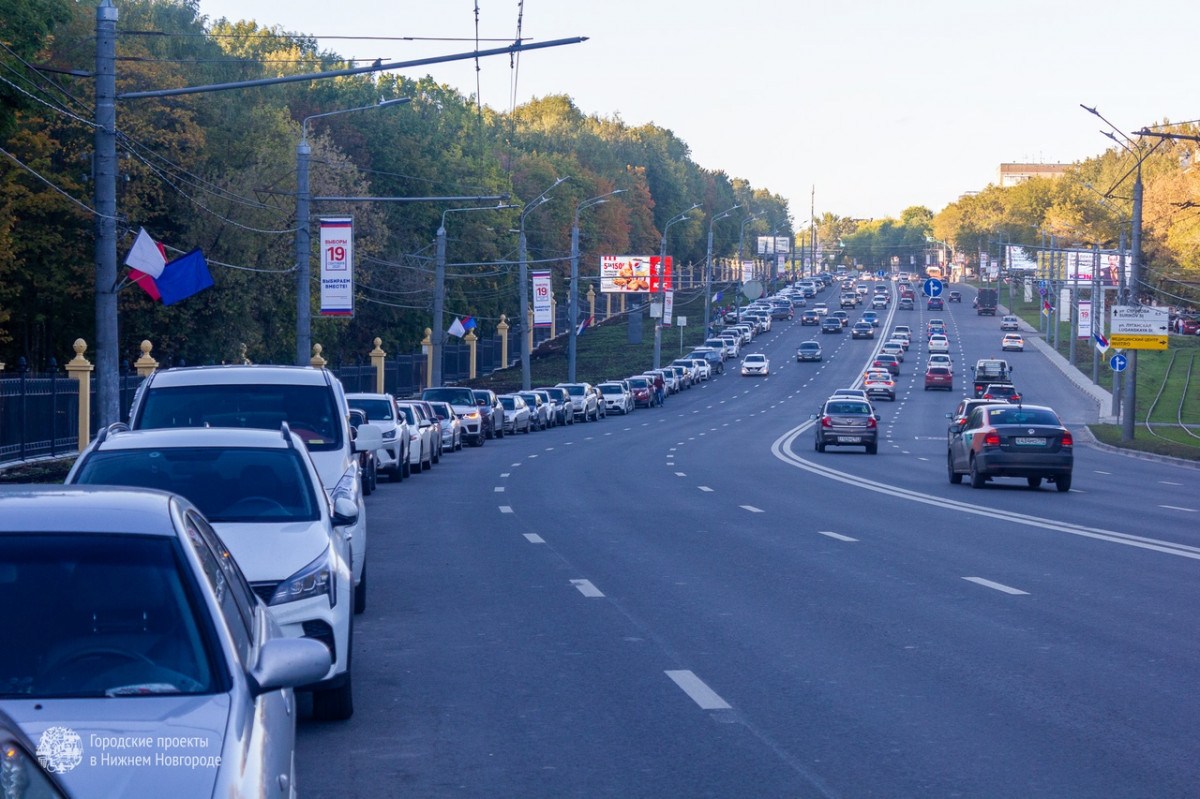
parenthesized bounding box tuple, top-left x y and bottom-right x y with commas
(6, 268, 1195, 797)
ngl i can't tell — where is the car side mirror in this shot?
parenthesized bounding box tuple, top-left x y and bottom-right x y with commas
(331, 495, 358, 527)
(249, 637, 332, 696)
(352, 422, 383, 453)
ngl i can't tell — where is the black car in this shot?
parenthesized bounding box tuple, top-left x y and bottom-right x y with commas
(851, 321, 875, 339)
(800, 309, 820, 325)
(796, 341, 823, 361)
(927, 296, 945, 310)
(947, 403, 1073, 491)
(472, 388, 505, 438)
(821, 316, 843, 334)
(948, 290, 963, 303)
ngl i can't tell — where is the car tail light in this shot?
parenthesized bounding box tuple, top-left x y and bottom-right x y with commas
(1061, 430, 1073, 447)
(982, 430, 1001, 447)
(866, 417, 877, 429)
(821, 417, 834, 428)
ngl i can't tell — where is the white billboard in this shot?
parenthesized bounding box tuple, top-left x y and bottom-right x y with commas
(532, 271, 552, 328)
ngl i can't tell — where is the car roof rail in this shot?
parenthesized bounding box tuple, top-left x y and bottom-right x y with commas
(94, 421, 129, 446)
(280, 421, 297, 450)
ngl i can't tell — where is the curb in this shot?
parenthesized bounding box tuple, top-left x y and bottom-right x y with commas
(1073, 423, 1200, 470)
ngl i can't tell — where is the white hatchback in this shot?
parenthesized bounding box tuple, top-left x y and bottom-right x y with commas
(67, 425, 358, 720)
(928, 334, 951, 353)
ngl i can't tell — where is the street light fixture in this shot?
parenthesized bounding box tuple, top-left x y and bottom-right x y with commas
(654, 204, 701, 369)
(1080, 103, 1166, 441)
(432, 202, 517, 387)
(704, 204, 741, 335)
(518, 176, 570, 390)
(568, 189, 624, 382)
(296, 97, 410, 366)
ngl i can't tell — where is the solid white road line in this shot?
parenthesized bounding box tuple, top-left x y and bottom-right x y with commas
(570, 579, 604, 598)
(817, 531, 858, 542)
(665, 670, 732, 710)
(524, 533, 545, 543)
(1159, 505, 1197, 512)
(963, 577, 1029, 595)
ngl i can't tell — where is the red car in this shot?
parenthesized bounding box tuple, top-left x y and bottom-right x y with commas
(1175, 317, 1200, 335)
(924, 366, 954, 391)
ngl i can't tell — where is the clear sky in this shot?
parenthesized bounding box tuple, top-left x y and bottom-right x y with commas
(192, 0, 1199, 224)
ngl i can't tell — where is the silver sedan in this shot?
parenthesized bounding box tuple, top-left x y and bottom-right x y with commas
(0, 485, 331, 798)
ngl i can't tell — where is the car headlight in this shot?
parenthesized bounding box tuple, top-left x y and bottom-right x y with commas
(382, 428, 397, 440)
(269, 546, 336, 608)
(463, 411, 480, 421)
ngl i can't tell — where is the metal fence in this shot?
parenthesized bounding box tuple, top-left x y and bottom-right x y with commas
(0, 327, 524, 468)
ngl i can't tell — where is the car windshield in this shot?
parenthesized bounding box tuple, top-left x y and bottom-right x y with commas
(499, 397, 517, 410)
(800, 343, 819, 350)
(74, 447, 320, 523)
(138, 384, 342, 451)
(562, 385, 585, 396)
(429, 402, 452, 419)
(598, 385, 623, 395)
(0, 533, 220, 699)
(422, 387, 475, 405)
(348, 398, 394, 421)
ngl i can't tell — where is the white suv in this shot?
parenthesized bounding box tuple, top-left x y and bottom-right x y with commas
(67, 425, 359, 720)
(126, 365, 381, 615)
(346, 392, 410, 480)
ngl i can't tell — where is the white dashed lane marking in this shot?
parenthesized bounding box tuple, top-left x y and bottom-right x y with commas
(817, 531, 858, 542)
(524, 533, 545, 544)
(665, 670, 732, 710)
(570, 579, 604, 598)
(963, 577, 1029, 595)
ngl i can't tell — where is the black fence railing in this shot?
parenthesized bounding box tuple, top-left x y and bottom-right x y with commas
(0, 328, 526, 468)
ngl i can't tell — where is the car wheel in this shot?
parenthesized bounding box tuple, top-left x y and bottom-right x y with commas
(1055, 474, 1073, 492)
(312, 630, 354, 721)
(387, 459, 403, 481)
(432, 444, 440, 464)
(496, 424, 504, 438)
(1027, 476, 1042, 489)
(411, 452, 422, 473)
(814, 436, 825, 453)
(969, 457, 987, 488)
(353, 564, 366, 615)
(402, 457, 411, 478)
(866, 441, 877, 454)
(947, 452, 963, 484)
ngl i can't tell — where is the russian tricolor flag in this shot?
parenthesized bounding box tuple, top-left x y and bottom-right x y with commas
(1094, 330, 1109, 353)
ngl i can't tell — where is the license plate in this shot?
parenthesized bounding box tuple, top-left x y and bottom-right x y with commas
(1014, 437, 1045, 446)
(839, 436, 861, 443)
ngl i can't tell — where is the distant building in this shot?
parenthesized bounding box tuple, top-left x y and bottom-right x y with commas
(996, 163, 1072, 187)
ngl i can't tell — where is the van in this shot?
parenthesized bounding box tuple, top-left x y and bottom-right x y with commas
(127, 364, 381, 613)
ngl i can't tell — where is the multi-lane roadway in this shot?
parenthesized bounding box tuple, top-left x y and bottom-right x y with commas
(298, 282, 1200, 797)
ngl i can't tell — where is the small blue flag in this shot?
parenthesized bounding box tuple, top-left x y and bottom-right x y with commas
(156, 249, 213, 306)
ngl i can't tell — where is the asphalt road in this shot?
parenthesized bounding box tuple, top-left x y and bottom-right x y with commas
(297, 283, 1200, 797)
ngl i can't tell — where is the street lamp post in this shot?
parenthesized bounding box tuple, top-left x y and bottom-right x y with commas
(296, 98, 410, 366)
(735, 213, 759, 325)
(568, 190, 624, 382)
(655, 204, 701, 370)
(432, 202, 515, 387)
(518, 176, 569, 390)
(704, 204, 741, 336)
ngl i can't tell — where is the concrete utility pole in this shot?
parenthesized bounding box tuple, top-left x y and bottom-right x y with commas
(568, 190, 622, 382)
(94, 10, 582, 422)
(704, 205, 740, 336)
(517, 177, 568, 390)
(94, 0, 118, 426)
(432, 203, 514, 387)
(296, 99, 409, 366)
(655, 205, 700, 370)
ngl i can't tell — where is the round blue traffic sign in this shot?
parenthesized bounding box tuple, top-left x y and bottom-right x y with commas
(1110, 353, 1128, 372)
(923, 278, 943, 297)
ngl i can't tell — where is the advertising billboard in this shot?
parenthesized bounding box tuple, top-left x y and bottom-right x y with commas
(600, 256, 672, 293)
(319, 217, 354, 317)
(532, 271, 552, 327)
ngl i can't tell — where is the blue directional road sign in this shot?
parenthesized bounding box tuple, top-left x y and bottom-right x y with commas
(1110, 353, 1128, 372)
(877, 269, 886, 278)
(923, 278, 943, 297)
